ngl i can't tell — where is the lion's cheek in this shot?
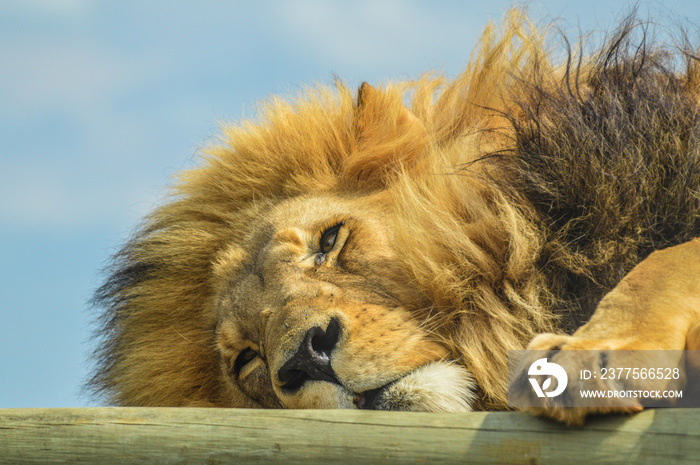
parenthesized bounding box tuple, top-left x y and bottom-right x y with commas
(333, 328, 449, 393)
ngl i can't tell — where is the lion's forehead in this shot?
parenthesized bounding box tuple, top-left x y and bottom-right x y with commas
(214, 193, 402, 319)
(254, 194, 395, 261)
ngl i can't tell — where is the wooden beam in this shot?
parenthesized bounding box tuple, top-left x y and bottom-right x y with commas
(0, 408, 697, 464)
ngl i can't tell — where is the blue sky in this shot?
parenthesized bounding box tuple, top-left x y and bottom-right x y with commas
(1, 0, 697, 408)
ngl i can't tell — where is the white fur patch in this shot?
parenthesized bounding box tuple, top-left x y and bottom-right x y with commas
(376, 361, 476, 412)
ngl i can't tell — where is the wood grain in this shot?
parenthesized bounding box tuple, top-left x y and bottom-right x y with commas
(0, 408, 697, 464)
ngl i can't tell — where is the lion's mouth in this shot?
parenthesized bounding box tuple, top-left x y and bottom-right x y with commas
(352, 382, 395, 410)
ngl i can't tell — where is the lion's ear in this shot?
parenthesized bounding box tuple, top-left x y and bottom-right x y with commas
(356, 82, 426, 136)
(342, 82, 428, 189)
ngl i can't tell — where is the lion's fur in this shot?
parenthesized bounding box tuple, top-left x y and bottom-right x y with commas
(90, 11, 700, 410)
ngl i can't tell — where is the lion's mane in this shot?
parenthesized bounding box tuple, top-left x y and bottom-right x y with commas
(90, 11, 700, 409)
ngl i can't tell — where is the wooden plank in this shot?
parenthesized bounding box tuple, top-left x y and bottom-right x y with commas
(0, 408, 698, 464)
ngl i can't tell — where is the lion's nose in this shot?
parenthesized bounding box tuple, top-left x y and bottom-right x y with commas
(277, 317, 341, 392)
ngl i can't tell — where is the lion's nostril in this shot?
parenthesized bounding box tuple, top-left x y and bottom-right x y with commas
(310, 316, 340, 359)
(278, 317, 342, 392)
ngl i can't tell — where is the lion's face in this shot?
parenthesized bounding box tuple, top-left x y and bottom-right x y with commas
(213, 193, 475, 411)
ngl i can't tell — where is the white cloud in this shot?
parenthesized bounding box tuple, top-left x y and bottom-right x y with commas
(270, 0, 510, 74)
(0, 4, 188, 232)
(0, 40, 168, 119)
(0, 161, 160, 231)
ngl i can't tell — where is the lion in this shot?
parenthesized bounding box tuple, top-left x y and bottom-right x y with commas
(89, 11, 700, 425)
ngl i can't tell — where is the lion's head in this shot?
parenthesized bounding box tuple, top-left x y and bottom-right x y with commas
(213, 191, 477, 411)
(90, 12, 561, 411)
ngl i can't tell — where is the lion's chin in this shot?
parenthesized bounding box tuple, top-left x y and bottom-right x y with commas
(352, 361, 476, 412)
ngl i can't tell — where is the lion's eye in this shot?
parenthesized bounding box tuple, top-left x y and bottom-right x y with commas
(320, 223, 344, 254)
(233, 347, 258, 376)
